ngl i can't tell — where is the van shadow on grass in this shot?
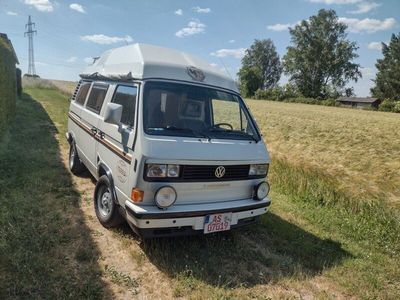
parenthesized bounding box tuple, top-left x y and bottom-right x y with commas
(0, 93, 113, 299)
(141, 213, 350, 288)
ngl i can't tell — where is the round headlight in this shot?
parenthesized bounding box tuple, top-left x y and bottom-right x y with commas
(254, 182, 270, 200)
(154, 186, 177, 209)
(167, 164, 180, 177)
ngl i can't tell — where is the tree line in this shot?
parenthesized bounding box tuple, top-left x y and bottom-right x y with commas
(238, 9, 400, 110)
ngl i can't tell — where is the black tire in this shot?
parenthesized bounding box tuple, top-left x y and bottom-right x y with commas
(94, 175, 124, 228)
(69, 142, 86, 175)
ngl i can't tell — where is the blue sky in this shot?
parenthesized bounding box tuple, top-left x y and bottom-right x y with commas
(1, 0, 399, 96)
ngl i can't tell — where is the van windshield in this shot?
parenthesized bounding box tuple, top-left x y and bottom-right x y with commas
(143, 81, 260, 141)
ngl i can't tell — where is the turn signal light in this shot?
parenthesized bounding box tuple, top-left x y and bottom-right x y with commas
(131, 188, 144, 202)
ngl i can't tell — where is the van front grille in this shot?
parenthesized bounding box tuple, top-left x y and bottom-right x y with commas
(144, 164, 265, 182)
(181, 164, 250, 181)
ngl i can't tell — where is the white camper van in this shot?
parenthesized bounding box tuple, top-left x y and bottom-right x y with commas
(66, 43, 271, 237)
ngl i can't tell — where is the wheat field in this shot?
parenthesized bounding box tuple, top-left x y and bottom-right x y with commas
(247, 99, 400, 211)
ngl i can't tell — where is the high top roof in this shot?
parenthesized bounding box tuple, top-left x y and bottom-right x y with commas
(81, 43, 238, 93)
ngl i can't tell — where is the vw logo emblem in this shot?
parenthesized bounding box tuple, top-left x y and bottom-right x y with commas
(215, 166, 225, 178)
(187, 66, 205, 82)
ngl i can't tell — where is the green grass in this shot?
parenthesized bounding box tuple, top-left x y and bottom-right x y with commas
(0, 89, 112, 299)
(1, 86, 399, 299)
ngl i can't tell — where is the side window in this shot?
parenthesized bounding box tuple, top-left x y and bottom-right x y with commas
(112, 85, 137, 127)
(75, 81, 91, 105)
(86, 83, 109, 114)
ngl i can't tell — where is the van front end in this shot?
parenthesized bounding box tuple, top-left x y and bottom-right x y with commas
(123, 79, 271, 237)
(125, 160, 271, 238)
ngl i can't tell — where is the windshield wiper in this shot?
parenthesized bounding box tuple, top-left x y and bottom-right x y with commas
(147, 126, 211, 140)
(207, 127, 258, 143)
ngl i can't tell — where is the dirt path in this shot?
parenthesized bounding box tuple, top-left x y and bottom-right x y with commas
(59, 147, 176, 299)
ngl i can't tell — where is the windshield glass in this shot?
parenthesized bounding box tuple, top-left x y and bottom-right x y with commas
(143, 81, 260, 141)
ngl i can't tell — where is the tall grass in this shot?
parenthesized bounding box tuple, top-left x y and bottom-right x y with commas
(247, 99, 400, 211)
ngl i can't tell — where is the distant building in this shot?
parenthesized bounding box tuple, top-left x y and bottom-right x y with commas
(336, 97, 381, 109)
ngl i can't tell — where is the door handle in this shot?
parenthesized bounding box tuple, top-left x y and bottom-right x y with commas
(91, 127, 97, 134)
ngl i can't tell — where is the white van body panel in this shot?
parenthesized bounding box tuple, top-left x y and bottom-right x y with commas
(141, 135, 269, 162)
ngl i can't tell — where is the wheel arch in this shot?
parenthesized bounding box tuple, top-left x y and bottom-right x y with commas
(96, 162, 119, 205)
(66, 131, 75, 145)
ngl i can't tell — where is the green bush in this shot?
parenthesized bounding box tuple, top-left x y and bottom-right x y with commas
(254, 84, 300, 101)
(254, 87, 284, 101)
(253, 85, 338, 108)
(379, 99, 396, 112)
(0, 38, 17, 138)
(393, 101, 400, 113)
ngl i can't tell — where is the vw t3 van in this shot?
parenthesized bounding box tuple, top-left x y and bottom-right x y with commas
(66, 43, 271, 237)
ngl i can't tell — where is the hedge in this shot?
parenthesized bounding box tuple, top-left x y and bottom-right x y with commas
(0, 38, 17, 138)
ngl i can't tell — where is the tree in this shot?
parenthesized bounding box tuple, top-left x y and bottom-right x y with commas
(283, 9, 361, 99)
(237, 66, 262, 97)
(371, 33, 400, 101)
(238, 39, 282, 96)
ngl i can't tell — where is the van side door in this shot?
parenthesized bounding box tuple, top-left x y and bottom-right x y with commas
(97, 84, 139, 205)
(80, 82, 110, 175)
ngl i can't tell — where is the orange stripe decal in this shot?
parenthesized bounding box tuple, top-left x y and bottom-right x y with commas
(68, 112, 132, 164)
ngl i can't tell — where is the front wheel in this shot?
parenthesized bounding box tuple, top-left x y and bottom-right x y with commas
(94, 175, 124, 228)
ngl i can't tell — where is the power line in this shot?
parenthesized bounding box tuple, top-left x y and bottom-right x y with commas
(24, 15, 37, 76)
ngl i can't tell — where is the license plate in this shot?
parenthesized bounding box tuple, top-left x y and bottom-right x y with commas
(204, 212, 232, 234)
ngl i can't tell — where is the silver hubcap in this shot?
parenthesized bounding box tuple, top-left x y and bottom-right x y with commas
(98, 188, 112, 217)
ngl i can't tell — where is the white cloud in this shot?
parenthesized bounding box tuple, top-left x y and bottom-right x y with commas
(360, 67, 375, 77)
(174, 8, 183, 16)
(24, 0, 54, 12)
(80, 34, 133, 44)
(308, 0, 362, 4)
(368, 41, 383, 50)
(267, 22, 299, 31)
(175, 20, 205, 37)
(229, 39, 235, 43)
(339, 17, 396, 33)
(67, 56, 77, 63)
(267, 23, 292, 31)
(6, 11, 18, 16)
(70, 3, 85, 14)
(210, 48, 246, 59)
(348, 2, 381, 14)
(193, 6, 211, 13)
(210, 63, 218, 67)
(84, 57, 94, 64)
(36, 61, 48, 66)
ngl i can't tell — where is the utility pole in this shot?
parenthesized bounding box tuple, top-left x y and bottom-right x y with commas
(24, 15, 37, 76)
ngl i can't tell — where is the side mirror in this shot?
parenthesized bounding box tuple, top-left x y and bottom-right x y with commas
(104, 103, 122, 125)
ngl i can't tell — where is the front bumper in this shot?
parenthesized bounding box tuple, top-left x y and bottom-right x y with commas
(124, 197, 271, 237)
